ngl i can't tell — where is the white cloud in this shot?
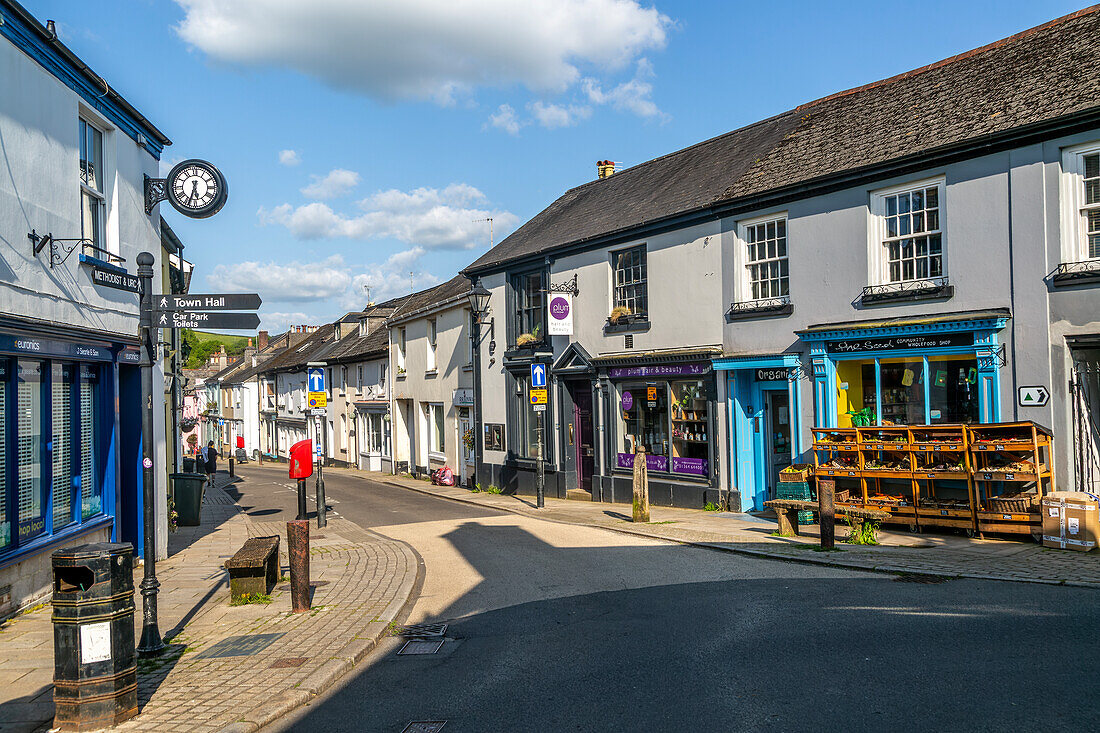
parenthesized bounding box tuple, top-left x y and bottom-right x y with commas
(528, 101, 591, 129)
(174, 0, 671, 104)
(583, 58, 666, 120)
(487, 104, 524, 135)
(300, 169, 360, 200)
(259, 311, 315, 332)
(258, 183, 516, 250)
(278, 149, 301, 166)
(208, 254, 352, 302)
(343, 248, 440, 309)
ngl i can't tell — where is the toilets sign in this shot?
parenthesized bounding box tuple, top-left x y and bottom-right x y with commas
(547, 294, 572, 335)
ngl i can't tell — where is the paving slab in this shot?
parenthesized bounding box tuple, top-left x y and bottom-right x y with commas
(0, 472, 419, 733)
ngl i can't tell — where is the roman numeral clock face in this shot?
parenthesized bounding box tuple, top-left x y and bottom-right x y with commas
(166, 159, 228, 218)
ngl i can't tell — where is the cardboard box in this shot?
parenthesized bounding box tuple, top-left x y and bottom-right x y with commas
(1041, 491, 1099, 552)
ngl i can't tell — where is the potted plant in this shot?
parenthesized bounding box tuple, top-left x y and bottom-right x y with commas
(515, 324, 541, 348)
(608, 306, 632, 325)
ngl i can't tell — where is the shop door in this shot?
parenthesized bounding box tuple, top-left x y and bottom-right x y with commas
(574, 385, 595, 492)
(458, 409, 473, 483)
(766, 390, 792, 495)
(1071, 357, 1100, 494)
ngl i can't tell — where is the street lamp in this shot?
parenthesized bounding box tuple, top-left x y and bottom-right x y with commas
(467, 280, 494, 488)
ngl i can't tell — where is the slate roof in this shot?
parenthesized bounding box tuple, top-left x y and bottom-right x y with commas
(386, 275, 471, 325)
(260, 323, 337, 373)
(464, 6, 1100, 274)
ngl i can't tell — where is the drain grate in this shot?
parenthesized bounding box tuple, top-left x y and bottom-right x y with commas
(894, 573, 953, 584)
(398, 639, 444, 655)
(402, 723, 446, 733)
(270, 657, 309, 668)
(397, 623, 448, 638)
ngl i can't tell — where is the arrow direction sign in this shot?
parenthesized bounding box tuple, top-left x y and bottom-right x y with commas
(307, 367, 325, 393)
(531, 363, 547, 388)
(154, 311, 261, 330)
(156, 293, 262, 311)
(1017, 385, 1049, 408)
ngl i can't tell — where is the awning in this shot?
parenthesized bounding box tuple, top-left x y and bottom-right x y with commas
(797, 308, 1010, 341)
(713, 353, 802, 371)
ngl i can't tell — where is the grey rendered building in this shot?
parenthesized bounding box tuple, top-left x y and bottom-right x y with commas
(464, 7, 1100, 511)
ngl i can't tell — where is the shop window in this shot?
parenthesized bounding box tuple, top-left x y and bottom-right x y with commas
(837, 354, 980, 426)
(510, 373, 542, 459)
(612, 246, 648, 318)
(0, 362, 8, 550)
(617, 383, 669, 469)
(17, 360, 46, 544)
(670, 381, 710, 476)
(52, 364, 76, 531)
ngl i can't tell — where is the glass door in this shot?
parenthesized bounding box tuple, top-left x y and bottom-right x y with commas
(766, 390, 792, 494)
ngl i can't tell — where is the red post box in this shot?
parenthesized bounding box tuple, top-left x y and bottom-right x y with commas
(289, 440, 314, 479)
(236, 436, 245, 449)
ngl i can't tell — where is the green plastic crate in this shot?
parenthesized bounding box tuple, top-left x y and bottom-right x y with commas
(777, 481, 813, 500)
(797, 510, 815, 525)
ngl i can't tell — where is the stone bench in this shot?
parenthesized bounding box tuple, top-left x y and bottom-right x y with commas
(764, 499, 890, 537)
(225, 536, 280, 601)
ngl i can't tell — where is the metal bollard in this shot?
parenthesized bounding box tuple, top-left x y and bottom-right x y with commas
(296, 479, 308, 520)
(286, 520, 311, 613)
(228, 458, 235, 478)
(632, 446, 650, 523)
(315, 474, 327, 528)
(819, 478, 835, 550)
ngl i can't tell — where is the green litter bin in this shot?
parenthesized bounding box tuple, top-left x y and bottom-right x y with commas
(182, 456, 196, 473)
(170, 473, 206, 526)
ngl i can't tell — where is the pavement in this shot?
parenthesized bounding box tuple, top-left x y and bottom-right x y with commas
(0, 470, 419, 733)
(353, 469, 1100, 589)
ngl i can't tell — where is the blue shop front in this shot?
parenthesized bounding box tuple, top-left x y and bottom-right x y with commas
(717, 310, 1011, 512)
(0, 326, 145, 576)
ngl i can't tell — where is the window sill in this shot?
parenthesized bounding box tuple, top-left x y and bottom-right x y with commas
(78, 252, 127, 273)
(395, 372, 407, 380)
(859, 278, 952, 305)
(503, 343, 551, 361)
(726, 297, 792, 322)
(424, 369, 438, 378)
(603, 317, 651, 335)
(0, 515, 113, 571)
(428, 451, 446, 462)
(1048, 259, 1100, 286)
(505, 455, 558, 472)
(461, 363, 474, 372)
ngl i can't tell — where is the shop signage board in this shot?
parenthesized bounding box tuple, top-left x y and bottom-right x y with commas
(0, 334, 115, 361)
(155, 311, 261, 330)
(621, 391, 634, 410)
(90, 265, 140, 293)
(609, 363, 710, 379)
(156, 293, 262, 311)
(547, 294, 573, 336)
(530, 387, 548, 405)
(826, 332, 972, 353)
(1017, 385, 1049, 407)
(755, 368, 791, 382)
(615, 453, 709, 476)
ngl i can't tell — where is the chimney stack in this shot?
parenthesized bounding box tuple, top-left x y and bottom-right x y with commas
(258, 330, 269, 349)
(597, 160, 616, 179)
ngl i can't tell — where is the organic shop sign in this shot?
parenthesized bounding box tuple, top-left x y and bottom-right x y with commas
(547, 294, 573, 336)
(826, 332, 972, 354)
(755, 368, 791, 382)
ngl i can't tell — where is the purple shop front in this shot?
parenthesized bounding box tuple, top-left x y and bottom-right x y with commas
(608, 363, 710, 379)
(615, 453, 709, 477)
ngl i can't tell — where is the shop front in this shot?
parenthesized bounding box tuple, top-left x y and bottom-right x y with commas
(714, 354, 805, 512)
(0, 325, 141, 613)
(592, 353, 721, 508)
(798, 310, 1011, 430)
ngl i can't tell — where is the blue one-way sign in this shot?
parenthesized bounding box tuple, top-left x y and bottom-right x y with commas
(531, 363, 547, 387)
(308, 367, 325, 392)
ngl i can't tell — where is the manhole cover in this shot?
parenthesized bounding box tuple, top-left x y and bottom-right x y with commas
(194, 633, 286, 659)
(270, 657, 309, 668)
(402, 722, 446, 733)
(310, 580, 330, 587)
(397, 623, 447, 638)
(398, 639, 444, 655)
(894, 573, 952, 584)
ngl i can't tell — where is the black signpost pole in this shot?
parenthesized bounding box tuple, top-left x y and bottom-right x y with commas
(136, 252, 165, 657)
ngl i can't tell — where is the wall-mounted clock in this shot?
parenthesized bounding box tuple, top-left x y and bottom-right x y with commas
(164, 159, 228, 218)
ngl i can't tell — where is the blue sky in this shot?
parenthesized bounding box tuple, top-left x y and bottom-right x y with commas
(28, 0, 1085, 332)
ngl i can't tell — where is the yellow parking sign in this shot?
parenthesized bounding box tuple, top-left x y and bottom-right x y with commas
(308, 392, 327, 408)
(529, 388, 548, 405)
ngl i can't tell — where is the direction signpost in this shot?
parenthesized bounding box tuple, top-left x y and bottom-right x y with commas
(134, 261, 262, 657)
(532, 363, 546, 509)
(306, 364, 328, 528)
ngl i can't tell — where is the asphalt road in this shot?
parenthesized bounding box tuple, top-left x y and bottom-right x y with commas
(234, 464, 1100, 733)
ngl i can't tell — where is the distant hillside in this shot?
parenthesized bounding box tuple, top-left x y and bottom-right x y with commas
(182, 329, 251, 369)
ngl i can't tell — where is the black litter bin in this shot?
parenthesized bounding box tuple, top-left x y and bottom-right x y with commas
(52, 543, 137, 731)
(171, 472, 206, 526)
(182, 456, 196, 472)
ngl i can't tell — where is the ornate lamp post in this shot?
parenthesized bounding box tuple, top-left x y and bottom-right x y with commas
(466, 281, 493, 487)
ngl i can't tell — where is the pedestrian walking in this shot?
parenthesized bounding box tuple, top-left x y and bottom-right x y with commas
(204, 440, 218, 487)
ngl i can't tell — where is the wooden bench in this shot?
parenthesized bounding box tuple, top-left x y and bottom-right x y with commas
(764, 499, 890, 538)
(225, 536, 280, 600)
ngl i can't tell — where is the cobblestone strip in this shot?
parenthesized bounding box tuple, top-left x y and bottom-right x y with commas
(363, 471, 1100, 589)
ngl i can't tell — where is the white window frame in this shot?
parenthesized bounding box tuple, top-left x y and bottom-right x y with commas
(427, 318, 438, 372)
(396, 328, 406, 373)
(1060, 141, 1100, 262)
(423, 402, 445, 460)
(868, 176, 946, 286)
(78, 109, 118, 257)
(734, 211, 789, 303)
